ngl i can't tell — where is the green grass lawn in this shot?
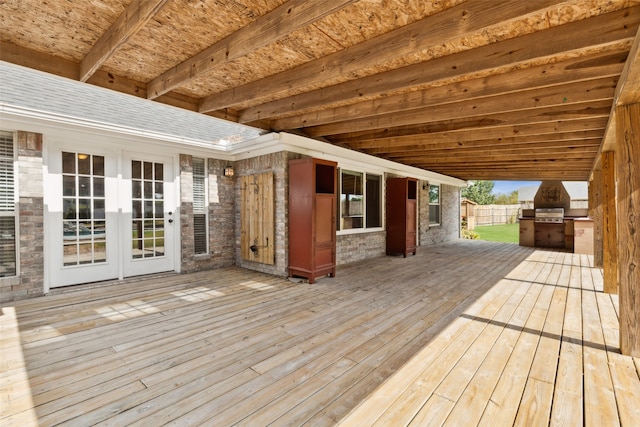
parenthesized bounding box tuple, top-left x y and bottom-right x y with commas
(473, 223, 519, 243)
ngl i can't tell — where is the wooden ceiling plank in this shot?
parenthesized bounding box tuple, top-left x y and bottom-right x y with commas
(146, 0, 357, 99)
(245, 47, 627, 125)
(79, 0, 169, 82)
(227, 6, 639, 120)
(303, 77, 616, 136)
(200, 0, 572, 113)
(332, 117, 609, 145)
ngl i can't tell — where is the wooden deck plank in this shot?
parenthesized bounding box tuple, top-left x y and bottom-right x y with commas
(2, 242, 639, 427)
(445, 281, 552, 427)
(370, 279, 528, 426)
(336, 253, 527, 426)
(549, 255, 584, 427)
(581, 256, 620, 427)
(479, 250, 564, 427)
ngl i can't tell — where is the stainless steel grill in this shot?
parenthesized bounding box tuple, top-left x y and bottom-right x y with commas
(535, 208, 564, 224)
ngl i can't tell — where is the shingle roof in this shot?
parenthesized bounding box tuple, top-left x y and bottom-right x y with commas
(0, 61, 263, 146)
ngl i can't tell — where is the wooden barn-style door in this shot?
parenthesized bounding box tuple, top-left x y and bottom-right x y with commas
(240, 173, 275, 265)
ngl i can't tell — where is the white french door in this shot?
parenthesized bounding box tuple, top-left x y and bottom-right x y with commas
(47, 145, 177, 288)
(122, 152, 176, 277)
(48, 149, 119, 287)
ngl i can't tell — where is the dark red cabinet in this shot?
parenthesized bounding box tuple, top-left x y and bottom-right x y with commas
(288, 158, 337, 283)
(386, 177, 418, 257)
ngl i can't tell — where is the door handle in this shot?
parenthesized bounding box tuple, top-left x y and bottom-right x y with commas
(168, 219, 174, 224)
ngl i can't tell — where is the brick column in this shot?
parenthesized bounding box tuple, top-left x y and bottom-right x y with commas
(179, 154, 196, 272)
(17, 131, 44, 299)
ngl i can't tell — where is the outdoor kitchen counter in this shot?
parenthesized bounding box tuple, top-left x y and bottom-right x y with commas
(519, 216, 590, 251)
(573, 217, 594, 255)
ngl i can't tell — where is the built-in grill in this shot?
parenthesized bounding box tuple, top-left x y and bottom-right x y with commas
(535, 208, 565, 224)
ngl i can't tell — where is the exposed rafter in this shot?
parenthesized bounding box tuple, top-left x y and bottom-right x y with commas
(200, 0, 569, 113)
(591, 22, 640, 178)
(79, 0, 168, 82)
(261, 49, 626, 129)
(147, 0, 357, 99)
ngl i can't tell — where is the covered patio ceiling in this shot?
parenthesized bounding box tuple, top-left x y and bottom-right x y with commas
(1, 0, 639, 181)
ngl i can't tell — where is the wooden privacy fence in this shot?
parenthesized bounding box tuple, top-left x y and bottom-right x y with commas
(473, 204, 521, 226)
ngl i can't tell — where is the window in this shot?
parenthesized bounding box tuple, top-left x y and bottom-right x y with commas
(429, 184, 440, 225)
(338, 169, 382, 231)
(192, 157, 208, 254)
(0, 131, 16, 277)
(366, 174, 382, 228)
(62, 152, 107, 265)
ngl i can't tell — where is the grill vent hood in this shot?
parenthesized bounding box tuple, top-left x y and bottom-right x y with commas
(533, 181, 571, 211)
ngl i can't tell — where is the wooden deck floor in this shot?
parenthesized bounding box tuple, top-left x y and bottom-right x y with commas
(1, 240, 639, 426)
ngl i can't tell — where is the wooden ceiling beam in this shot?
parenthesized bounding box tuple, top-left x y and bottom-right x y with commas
(303, 78, 616, 136)
(147, 0, 357, 100)
(331, 117, 609, 145)
(228, 6, 639, 120)
(358, 136, 603, 156)
(433, 170, 589, 180)
(1, 40, 78, 80)
(425, 160, 594, 167)
(245, 47, 627, 125)
(591, 22, 640, 177)
(437, 164, 590, 170)
(349, 130, 605, 152)
(389, 149, 599, 163)
(424, 164, 593, 174)
(80, 0, 169, 82)
(312, 101, 612, 142)
(200, 0, 572, 113)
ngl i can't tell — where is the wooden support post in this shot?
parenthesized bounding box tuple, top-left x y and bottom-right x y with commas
(589, 171, 603, 268)
(617, 103, 640, 357)
(602, 151, 617, 294)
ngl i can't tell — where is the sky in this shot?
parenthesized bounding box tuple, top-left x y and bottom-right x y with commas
(492, 180, 540, 195)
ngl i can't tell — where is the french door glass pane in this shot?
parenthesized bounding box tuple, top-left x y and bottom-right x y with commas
(62, 153, 107, 266)
(132, 160, 164, 259)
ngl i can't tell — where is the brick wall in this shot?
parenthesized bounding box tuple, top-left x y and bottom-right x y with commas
(179, 154, 235, 273)
(0, 131, 45, 302)
(419, 182, 461, 245)
(336, 231, 386, 265)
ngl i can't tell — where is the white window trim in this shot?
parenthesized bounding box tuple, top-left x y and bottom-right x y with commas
(337, 167, 384, 236)
(429, 184, 441, 227)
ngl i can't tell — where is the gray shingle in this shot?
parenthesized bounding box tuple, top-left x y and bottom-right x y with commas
(0, 61, 263, 146)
